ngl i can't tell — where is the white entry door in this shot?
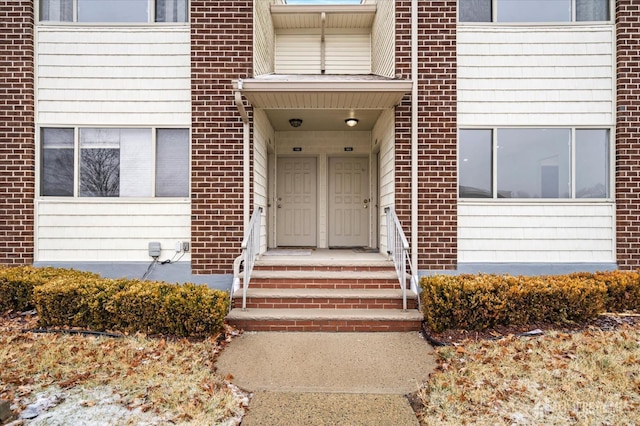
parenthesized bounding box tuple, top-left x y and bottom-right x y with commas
(329, 157, 369, 247)
(276, 157, 317, 247)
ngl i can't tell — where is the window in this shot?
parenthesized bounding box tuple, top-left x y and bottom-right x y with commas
(458, 128, 610, 199)
(41, 127, 190, 198)
(459, 129, 493, 198)
(459, 0, 609, 22)
(39, 0, 188, 23)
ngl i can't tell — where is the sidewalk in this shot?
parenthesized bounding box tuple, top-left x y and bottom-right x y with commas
(216, 332, 437, 425)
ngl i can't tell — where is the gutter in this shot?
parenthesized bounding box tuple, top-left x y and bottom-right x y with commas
(411, 0, 418, 273)
(234, 80, 251, 229)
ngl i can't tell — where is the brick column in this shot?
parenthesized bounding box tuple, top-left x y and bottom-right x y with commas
(616, 1, 640, 269)
(395, 0, 457, 271)
(0, 1, 35, 265)
(190, 1, 253, 274)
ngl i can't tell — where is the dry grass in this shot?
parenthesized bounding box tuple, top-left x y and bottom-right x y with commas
(0, 313, 246, 425)
(418, 322, 640, 425)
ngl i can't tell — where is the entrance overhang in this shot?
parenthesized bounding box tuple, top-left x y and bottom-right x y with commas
(235, 75, 411, 131)
(235, 74, 411, 110)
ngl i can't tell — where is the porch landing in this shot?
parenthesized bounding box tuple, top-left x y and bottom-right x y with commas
(226, 249, 423, 332)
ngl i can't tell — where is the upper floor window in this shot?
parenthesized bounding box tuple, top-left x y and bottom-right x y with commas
(459, 128, 610, 199)
(39, 0, 188, 23)
(459, 0, 609, 23)
(41, 127, 190, 198)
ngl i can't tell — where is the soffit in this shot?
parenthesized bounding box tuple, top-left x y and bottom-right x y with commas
(270, 4, 376, 29)
(238, 75, 411, 111)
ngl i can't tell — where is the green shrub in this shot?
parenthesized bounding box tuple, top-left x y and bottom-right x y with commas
(34, 277, 129, 330)
(107, 282, 229, 337)
(593, 271, 640, 312)
(0, 266, 98, 313)
(421, 272, 611, 333)
(34, 276, 229, 338)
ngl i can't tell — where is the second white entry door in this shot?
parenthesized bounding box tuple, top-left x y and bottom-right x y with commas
(329, 157, 369, 247)
(276, 157, 317, 247)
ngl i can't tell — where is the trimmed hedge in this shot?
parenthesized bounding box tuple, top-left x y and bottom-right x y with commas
(0, 266, 98, 313)
(421, 271, 639, 333)
(1, 266, 230, 338)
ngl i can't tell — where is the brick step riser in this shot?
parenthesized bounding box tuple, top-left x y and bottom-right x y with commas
(227, 319, 422, 332)
(232, 298, 417, 310)
(249, 279, 400, 290)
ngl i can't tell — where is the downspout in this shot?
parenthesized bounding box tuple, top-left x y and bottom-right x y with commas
(320, 12, 326, 74)
(234, 80, 250, 228)
(411, 0, 418, 273)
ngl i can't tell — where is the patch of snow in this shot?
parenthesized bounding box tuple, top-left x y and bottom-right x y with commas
(20, 386, 170, 426)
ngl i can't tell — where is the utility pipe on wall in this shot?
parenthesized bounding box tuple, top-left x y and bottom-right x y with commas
(411, 0, 418, 273)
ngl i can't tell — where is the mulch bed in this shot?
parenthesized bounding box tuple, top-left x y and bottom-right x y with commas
(421, 313, 640, 346)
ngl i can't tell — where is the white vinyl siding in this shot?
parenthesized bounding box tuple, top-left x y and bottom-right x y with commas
(36, 200, 191, 261)
(275, 31, 321, 74)
(372, 108, 394, 256)
(371, 0, 395, 78)
(324, 32, 371, 74)
(458, 26, 614, 127)
(458, 203, 615, 263)
(254, 109, 274, 253)
(274, 29, 371, 75)
(36, 27, 191, 126)
(254, 0, 276, 76)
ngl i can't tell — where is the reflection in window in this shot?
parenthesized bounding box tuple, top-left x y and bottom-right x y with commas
(80, 129, 122, 197)
(577, 0, 609, 21)
(78, 0, 149, 23)
(459, 129, 493, 198)
(459, 127, 610, 200)
(497, 0, 571, 23)
(41, 127, 189, 198)
(459, 0, 610, 22)
(39, 0, 189, 23)
(576, 129, 609, 198)
(156, 129, 189, 197)
(41, 128, 74, 196)
(156, 0, 188, 23)
(459, 0, 491, 22)
(40, 0, 72, 22)
(497, 129, 571, 198)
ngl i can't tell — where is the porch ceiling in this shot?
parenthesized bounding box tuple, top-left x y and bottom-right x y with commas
(237, 75, 411, 131)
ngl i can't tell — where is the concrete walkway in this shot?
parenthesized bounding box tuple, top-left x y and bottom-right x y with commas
(216, 332, 437, 425)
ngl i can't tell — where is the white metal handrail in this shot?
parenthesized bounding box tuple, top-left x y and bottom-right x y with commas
(237, 207, 262, 310)
(384, 206, 419, 311)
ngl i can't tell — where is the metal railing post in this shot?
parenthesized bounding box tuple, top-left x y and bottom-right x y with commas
(384, 206, 415, 311)
(240, 207, 263, 311)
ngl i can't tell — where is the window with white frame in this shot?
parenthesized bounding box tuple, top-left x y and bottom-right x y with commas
(459, 128, 610, 199)
(39, 0, 188, 23)
(459, 0, 610, 23)
(40, 127, 190, 198)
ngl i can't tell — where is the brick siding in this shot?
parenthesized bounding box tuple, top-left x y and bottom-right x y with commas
(616, 1, 640, 269)
(0, 1, 35, 265)
(190, 1, 253, 274)
(395, 0, 457, 270)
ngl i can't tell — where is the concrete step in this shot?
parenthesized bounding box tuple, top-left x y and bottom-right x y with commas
(226, 308, 424, 332)
(232, 288, 418, 310)
(244, 270, 400, 289)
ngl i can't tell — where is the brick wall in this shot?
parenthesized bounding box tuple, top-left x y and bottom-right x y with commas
(191, 1, 253, 274)
(616, 1, 640, 269)
(395, 0, 457, 270)
(0, 1, 35, 265)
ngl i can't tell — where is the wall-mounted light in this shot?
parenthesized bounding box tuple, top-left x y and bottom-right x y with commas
(345, 118, 359, 127)
(289, 118, 303, 128)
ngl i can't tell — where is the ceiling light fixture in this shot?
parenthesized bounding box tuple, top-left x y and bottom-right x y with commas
(289, 118, 303, 128)
(345, 118, 359, 127)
